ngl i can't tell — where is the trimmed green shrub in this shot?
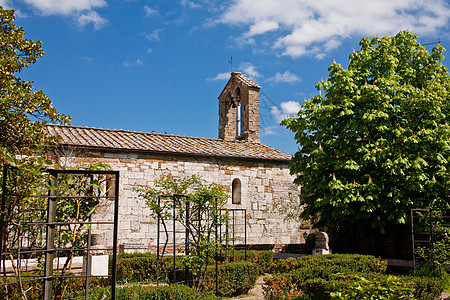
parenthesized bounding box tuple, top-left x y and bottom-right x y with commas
(265, 271, 445, 300)
(402, 275, 444, 300)
(265, 255, 444, 300)
(115, 255, 158, 283)
(329, 273, 414, 299)
(216, 261, 259, 297)
(113, 253, 185, 283)
(0, 276, 111, 300)
(246, 250, 273, 273)
(263, 274, 305, 300)
(227, 250, 274, 273)
(89, 284, 220, 300)
(273, 254, 387, 275)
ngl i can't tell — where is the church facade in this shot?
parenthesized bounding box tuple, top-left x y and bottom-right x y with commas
(47, 73, 308, 251)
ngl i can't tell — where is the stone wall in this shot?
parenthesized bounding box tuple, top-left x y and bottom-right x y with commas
(70, 149, 307, 251)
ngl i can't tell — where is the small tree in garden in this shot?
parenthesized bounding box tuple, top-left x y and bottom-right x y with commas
(282, 31, 450, 236)
(0, 8, 113, 298)
(135, 175, 229, 290)
(0, 5, 69, 258)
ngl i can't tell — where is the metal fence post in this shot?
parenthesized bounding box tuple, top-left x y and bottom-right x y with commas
(111, 171, 120, 299)
(44, 173, 57, 300)
(0, 164, 9, 262)
(185, 199, 190, 286)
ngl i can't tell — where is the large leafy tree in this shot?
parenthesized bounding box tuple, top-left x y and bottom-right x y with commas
(0, 7, 69, 162)
(283, 31, 450, 233)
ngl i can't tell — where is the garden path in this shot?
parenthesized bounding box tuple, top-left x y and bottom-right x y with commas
(230, 274, 268, 300)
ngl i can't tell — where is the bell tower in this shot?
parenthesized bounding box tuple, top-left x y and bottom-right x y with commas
(218, 72, 261, 143)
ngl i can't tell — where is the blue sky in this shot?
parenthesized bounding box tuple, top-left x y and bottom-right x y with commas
(2, 0, 450, 154)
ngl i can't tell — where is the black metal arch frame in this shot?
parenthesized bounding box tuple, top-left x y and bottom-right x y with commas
(0, 165, 120, 300)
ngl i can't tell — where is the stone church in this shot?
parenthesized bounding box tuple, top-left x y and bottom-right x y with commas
(46, 72, 307, 251)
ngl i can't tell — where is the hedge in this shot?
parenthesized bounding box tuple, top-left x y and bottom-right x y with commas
(0, 277, 110, 300)
(272, 254, 387, 275)
(114, 250, 271, 283)
(223, 250, 273, 273)
(264, 254, 444, 300)
(89, 284, 220, 300)
(216, 261, 259, 296)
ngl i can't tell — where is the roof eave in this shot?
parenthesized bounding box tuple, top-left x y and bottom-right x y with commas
(57, 144, 291, 164)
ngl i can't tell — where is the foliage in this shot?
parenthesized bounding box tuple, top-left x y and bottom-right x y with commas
(329, 273, 414, 299)
(113, 252, 259, 297)
(89, 284, 221, 300)
(114, 253, 185, 284)
(0, 276, 110, 300)
(0, 7, 69, 159)
(282, 31, 450, 231)
(415, 210, 450, 276)
(263, 275, 305, 300)
(225, 249, 273, 274)
(264, 254, 444, 300)
(135, 174, 229, 290)
(0, 8, 117, 300)
(272, 254, 387, 275)
(214, 261, 259, 297)
(404, 274, 445, 300)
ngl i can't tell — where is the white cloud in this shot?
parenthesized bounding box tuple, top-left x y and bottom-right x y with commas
(239, 62, 261, 78)
(262, 126, 278, 136)
(217, 0, 450, 59)
(207, 72, 230, 81)
(75, 55, 93, 62)
(271, 101, 301, 123)
(77, 10, 107, 30)
(22, 0, 107, 29)
(244, 20, 279, 37)
(144, 5, 157, 17)
(0, 0, 12, 9)
(145, 29, 163, 41)
(267, 71, 301, 84)
(181, 0, 202, 9)
(22, 0, 106, 15)
(207, 62, 261, 82)
(123, 58, 143, 67)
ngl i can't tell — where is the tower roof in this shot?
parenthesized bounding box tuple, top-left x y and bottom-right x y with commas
(218, 72, 260, 99)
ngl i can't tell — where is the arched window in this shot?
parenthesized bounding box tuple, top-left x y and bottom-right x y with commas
(232, 178, 241, 204)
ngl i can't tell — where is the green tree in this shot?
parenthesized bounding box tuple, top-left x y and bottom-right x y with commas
(135, 175, 229, 291)
(282, 31, 450, 234)
(0, 7, 69, 162)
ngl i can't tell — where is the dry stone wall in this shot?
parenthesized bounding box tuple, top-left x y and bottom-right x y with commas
(70, 149, 307, 251)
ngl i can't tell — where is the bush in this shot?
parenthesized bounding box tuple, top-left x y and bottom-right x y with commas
(263, 274, 304, 300)
(216, 261, 259, 297)
(89, 284, 220, 300)
(273, 254, 387, 275)
(265, 254, 444, 300)
(264, 271, 445, 300)
(0, 276, 111, 300)
(329, 273, 414, 299)
(113, 253, 186, 283)
(115, 255, 158, 283)
(227, 250, 273, 273)
(403, 275, 445, 300)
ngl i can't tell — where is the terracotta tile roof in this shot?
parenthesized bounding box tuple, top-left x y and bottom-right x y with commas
(233, 72, 261, 88)
(46, 124, 291, 162)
